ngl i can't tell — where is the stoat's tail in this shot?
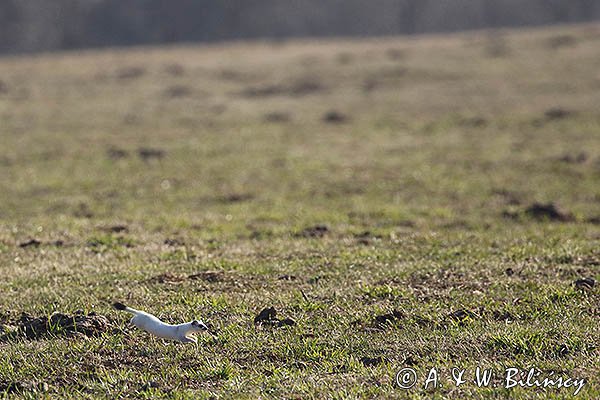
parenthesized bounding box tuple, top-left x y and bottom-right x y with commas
(113, 302, 138, 314)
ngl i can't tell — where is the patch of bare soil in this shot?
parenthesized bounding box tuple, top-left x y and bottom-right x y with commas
(116, 66, 146, 80)
(149, 270, 231, 285)
(254, 307, 296, 328)
(240, 80, 323, 98)
(322, 110, 348, 124)
(544, 107, 573, 121)
(559, 152, 587, 164)
(149, 273, 188, 284)
(163, 85, 192, 98)
(355, 231, 382, 245)
(298, 225, 329, 238)
(503, 202, 575, 222)
(217, 193, 254, 203)
(491, 310, 515, 322)
(264, 112, 291, 123)
(164, 238, 185, 246)
(137, 147, 165, 162)
(1, 311, 114, 341)
(106, 147, 129, 160)
(188, 270, 225, 283)
(17, 239, 64, 248)
(101, 225, 128, 233)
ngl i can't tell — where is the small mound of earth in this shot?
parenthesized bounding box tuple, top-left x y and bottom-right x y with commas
(360, 356, 384, 367)
(322, 110, 348, 124)
(544, 107, 573, 121)
(164, 238, 185, 246)
(574, 277, 595, 291)
(1, 311, 113, 340)
(18, 239, 64, 248)
(524, 203, 574, 222)
(298, 225, 329, 238)
(188, 270, 225, 283)
(18, 239, 41, 248)
(373, 310, 404, 327)
(149, 273, 188, 284)
(254, 307, 296, 328)
(448, 309, 476, 325)
(137, 147, 165, 161)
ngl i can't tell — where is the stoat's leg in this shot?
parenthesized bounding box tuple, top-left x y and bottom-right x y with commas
(180, 336, 197, 344)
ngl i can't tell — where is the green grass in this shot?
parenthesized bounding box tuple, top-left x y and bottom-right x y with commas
(0, 23, 599, 398)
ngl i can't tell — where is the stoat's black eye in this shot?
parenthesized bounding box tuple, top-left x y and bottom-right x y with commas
(191, 320, 199, 326)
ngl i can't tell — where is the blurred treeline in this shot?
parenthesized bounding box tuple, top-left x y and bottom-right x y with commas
(1, 0, 599, 54)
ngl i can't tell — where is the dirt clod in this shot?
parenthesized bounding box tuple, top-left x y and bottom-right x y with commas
(524, 203, 574, 222)
(559, 152, 587, 164)
(219, 193, 254, 203)
(150, 273, 187, 284)
(322, 110, 348, 124)
(360, 356, 384, 367)
(138, 147, 165, 161)
(188, 271, 223, 283)
(574, 277, 595, 291)
(254, 307, 295, 328)
(374, 310, 404, 326)
(18, 239, 41, 248)
(299, 225, 329, 238)
(448, 309, 476, 324)
(140, 381, 160, 391)
(241, 80, 323, 98)
(254, 307, 277, 324)
(278, 274, 297, 281)
(0, 382, 25, 394)
(164, 238, 184, 246)
(277, 318, 296, 327)
(492, 310, 514, 322)
(104, 225, 128, 233)
(544, 108, 573, 121)
(1, 312, 113, 340)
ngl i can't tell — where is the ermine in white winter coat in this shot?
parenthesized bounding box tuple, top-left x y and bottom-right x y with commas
(113, 302, 209, 343)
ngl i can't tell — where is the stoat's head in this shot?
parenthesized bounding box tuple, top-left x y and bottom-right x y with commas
(190, 320, 209, 332)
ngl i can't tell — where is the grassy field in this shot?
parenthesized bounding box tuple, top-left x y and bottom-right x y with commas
(0, 22, 599, 399)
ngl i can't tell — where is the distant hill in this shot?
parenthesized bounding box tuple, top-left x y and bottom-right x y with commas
(1, 0, 599, 54)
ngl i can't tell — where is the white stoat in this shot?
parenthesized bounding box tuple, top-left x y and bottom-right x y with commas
(113, 302, 209, 343)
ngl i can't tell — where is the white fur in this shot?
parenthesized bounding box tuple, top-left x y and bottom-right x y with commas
(116, 304, 207, 343)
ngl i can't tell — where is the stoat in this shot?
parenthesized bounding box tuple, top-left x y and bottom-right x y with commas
(113, 302, 209, 343)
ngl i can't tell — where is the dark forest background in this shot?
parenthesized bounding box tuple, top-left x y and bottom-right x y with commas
(1, 0, 600, 54)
